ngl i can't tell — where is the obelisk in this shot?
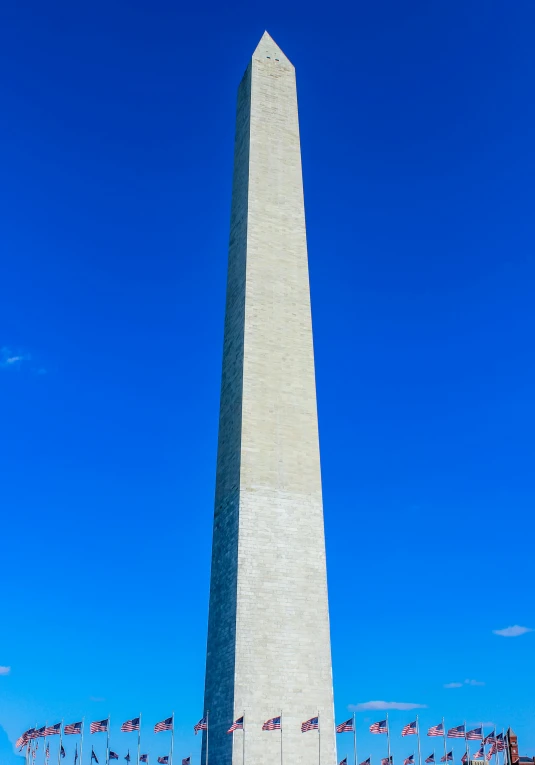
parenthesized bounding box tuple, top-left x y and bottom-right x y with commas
(202, 32, 336, 765)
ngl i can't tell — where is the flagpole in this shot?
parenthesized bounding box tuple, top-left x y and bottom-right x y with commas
(242, 713, 245, 765)
(58, 721, 64, 765)
(353, 713, 358, 765)
(416, 717, 422, 765)
(169, 712, 174, 765)
(206, 712, 209, 765)
(137, 714, 141, 765)
(464, 722, 469, 765)
(80, 720, 85, 765)
(106, 717, 110, 765)
(318, 711, 321, 765)
(442, 720, 447, 765)
(386, 715, 391, 765)
(280, 710, 283, 765)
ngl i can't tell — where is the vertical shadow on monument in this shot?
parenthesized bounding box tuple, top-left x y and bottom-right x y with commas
(201, 61, 251, 765)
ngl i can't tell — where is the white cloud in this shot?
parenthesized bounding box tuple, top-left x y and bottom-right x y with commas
(493, 625, 532, 638)
(349, 701, 427, 711)
(0, 347, 30, 369)
(445, 679, 484, 688)
(90, 696, 105, 702)
(0, 666, 11, 675)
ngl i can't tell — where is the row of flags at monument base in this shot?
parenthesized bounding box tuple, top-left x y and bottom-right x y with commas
(337, 745, 503, 765)
(17, 719, 176, 750)
(23, 742, 189, 765)
(17, 713, 509, 765)
(367, 720, 505, 743)
(19, 716, 508, 747)
(88, 753, 189, 765)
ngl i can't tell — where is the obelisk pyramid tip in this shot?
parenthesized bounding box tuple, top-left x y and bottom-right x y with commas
(253, 31, 292, 65)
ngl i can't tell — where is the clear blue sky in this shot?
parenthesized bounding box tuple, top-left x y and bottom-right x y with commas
(1, 0, 534, 763)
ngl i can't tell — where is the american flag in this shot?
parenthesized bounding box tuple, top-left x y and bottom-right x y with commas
(467, 729, 483, 741)
(336, 719, 354, 733)
(486, 744, 497, 761)
(121, 718, 140, 733)
(91, 749, 99, 764)
(90, 720, 108, 734)
(45, 743, 50, 761)
(440, 752, 453, 762)
(65, 723, 83, 736)
(32, 744, 37, 761)
(340, 759, 348, 765)
(428, 724, 444, 737)
(425, 755, 435, 763)
(461, 755, 467, 764)
(140, 756, 149, 763)
(36, 727, 47, 738)
(370, 721, 388, 734)
(110, 753, 119, 761)
(124, 753, 130, 762)
(381, 757, 393, 765)
(472, 747, 485, 759)
(60, 745, 65, 759)
(228, 717, 244, 734)
(447, 726, 466, 739)
(182, 758, 190, 765)
(484, 733, 496, 745)
(155, 718, 173, 734)
(405, 755, 415, 765)
(360, 758, 371, 765)
(157, 759, 168, 765)
(16, 730, 35, 749)
(301, 717, 319, 733)
(194, 717, 207, 735)
(44, 724, 61, 737)
(74, 745, 78, 764)
(496, 735, 505, 752)
(263, 717, 281, 731)
(403, 722, 418, 737)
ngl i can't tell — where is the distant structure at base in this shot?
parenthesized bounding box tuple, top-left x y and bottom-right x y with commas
(507, 729, 534, 765)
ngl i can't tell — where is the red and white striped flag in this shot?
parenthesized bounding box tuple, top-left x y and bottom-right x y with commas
(227, 717, 244, 734)
(370, 720, 388, 734)
(90, 720, 108, 734)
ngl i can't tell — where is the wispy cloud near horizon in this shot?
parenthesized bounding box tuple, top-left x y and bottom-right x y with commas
(493, 625, 532, 637)
(444, 679, 485, 688)
(349, 701, 427, 711)
(0, 666, 11, 676)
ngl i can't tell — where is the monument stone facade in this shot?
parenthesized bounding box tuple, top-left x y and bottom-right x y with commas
(202, 31, 336, 765)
